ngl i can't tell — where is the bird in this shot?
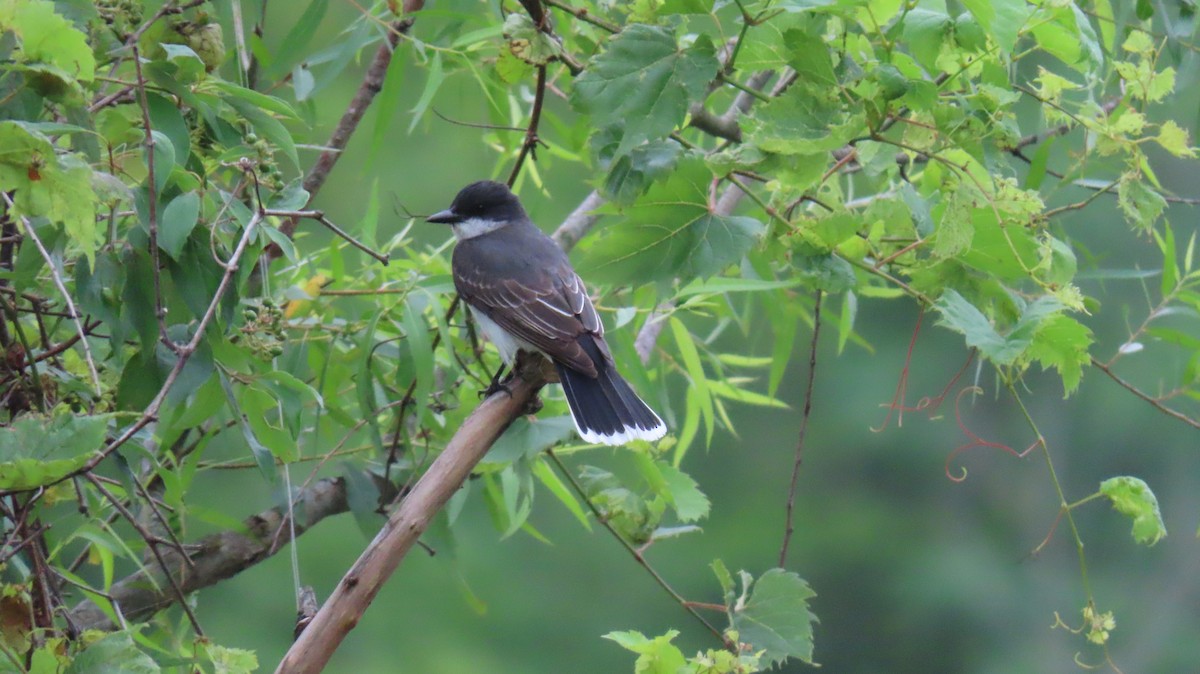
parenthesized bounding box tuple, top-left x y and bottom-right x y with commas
(427, 180, 666, 446)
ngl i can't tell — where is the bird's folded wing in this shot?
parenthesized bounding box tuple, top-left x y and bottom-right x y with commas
(457, 266, 603, 377)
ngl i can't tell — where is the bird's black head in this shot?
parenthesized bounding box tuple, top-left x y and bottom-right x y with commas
(427, 180, 526, 225)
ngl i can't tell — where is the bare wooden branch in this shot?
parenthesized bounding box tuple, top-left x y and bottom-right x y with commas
(69, 476, 366, 630)
(275, 372, 545, 674)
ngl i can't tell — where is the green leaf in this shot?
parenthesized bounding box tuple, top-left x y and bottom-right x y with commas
(402, 293, 434, 423)
(670, 316, 714, 443)
(201, 644, 259, 674)
(159, 43, 206, 82)
(1099, 476, 1167, 546)
(729, 568, 818, 666)
(63, 631, 159, 674)
(145, 93, 190, 165)
(0, 122, 98, 265)
(210, 80, 299, 119)
(0, 414, 112, 490)
(601, 139, 681, 205)
(960, 0, 1030, 53)
(1118, 175, 1166, 233)
(572, 25, 719, 156)
(223, 97, 299, 170)
(484, 415, 575, 464)
(147, 130, 175, 197)
(1026, 314, 1093, 397)
(503, 13, 562, 66)
(579, 158, 764, 284)
(270, 0, 329, 77)
(3, 0, 96, 83)
(408, 51, 444, 133)
(159, 191, 201, 260)
(902, 10, 950, 70)
(657, 463, 710, 522)
(532, 458, 592, 530)
(603, 630, 687, 674)
(934, 290, 1065, 365)
(745, 85, 866, 154)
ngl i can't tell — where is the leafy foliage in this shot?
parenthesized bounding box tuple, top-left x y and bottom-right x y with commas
(0, 0, 1198, 671)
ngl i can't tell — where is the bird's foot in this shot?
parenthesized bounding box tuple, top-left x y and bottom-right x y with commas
(479, 375, 513, 399)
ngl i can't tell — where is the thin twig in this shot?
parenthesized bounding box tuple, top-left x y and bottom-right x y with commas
(779, 290, 821, 568)
(85, 473, 205, 636)
(131, 45, 175, 352)
(507, 65, 548, 187)
(546, 450, 730, 646)
(263, 209, 389, 265)
(1090, 357, 1200, 430)
(3, 197, 102, 395)
(70, 194, 265, 482)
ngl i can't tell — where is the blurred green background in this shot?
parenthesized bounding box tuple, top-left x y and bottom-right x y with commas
(183, 2, 1200, 672)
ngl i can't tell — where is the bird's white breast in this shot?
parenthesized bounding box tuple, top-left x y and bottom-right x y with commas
(470, 306, 538, 365)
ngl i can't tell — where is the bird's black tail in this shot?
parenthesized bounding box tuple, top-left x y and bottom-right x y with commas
(555, 345, 666, 446)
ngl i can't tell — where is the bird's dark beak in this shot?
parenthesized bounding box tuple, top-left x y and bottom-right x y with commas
(426, 208, 459, 224)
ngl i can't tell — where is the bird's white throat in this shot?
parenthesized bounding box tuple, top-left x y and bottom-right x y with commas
(452, 217, 508, 240)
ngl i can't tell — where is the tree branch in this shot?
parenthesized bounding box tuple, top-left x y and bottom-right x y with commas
(276, 369, 546, 674)
(273, 17, 415, 252)
(68, 475, 371, 631)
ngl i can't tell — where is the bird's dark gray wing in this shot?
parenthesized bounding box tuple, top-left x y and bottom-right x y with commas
(455, 258, 604, 377)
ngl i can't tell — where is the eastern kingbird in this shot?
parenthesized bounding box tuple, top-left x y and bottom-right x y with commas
(428, 181, 667, 445)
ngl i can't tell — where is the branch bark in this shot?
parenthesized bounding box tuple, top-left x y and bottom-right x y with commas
(275, 371, 545, 674)
(69, 475, 372, 630)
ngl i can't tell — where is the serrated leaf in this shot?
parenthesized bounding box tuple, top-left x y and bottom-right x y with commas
(572, 25, 719, 156)
(603, 630, 686, 674)
(0, 122, 98, 264)
(934, 290, 1065, 365)
(730, 568, 818, 666)
(1156, 120, 1194, 157)
(159, 191, 200, 260)
(1100, 476, 1167, 546)
(0, 414, 112, 490)
(1026, 314, 1093, 396)
(902, 10, 950, 69)
(960, 0, 1030, 53)
(5, 0, 95, 83)
(602, 139, 680, 205)
(580, 158, 764, 283)
(657, 464, 710, 522)
(63, 631, 159, 674)
(1118, 175, 1166, 233)
(202, 644, 259, 674)
(746, 84, 866, 154)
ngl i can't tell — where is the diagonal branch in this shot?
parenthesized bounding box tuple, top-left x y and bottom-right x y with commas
(275, 368, 546, 674)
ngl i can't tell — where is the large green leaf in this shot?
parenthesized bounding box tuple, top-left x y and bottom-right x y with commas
(0, 122, 98, 264)
(729, 568, 818, 666)
(578, 159, 764, 284)
(934, 290, 1065, 365)
(745, 84, 867, 154)
(2, 0, 96, 84)
(0, 414, 112, 491)
(64, 631, 159, 674)
(571, 25, 719, 156)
